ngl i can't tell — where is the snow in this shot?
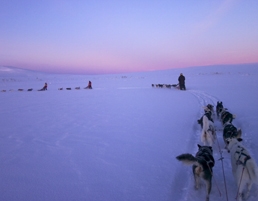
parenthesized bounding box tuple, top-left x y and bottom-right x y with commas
(1, 64, 258, 201)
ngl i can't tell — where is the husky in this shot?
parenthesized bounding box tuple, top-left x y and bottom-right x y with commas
(197, 108, 214, 129)
(206, 104, 214, 114)
(176, 145, 215, 201)
(225, 138, 258, 201)
(220, 108, 235, 125)
(216, 101, 223, 117)
(200, 114, 216, 146)
(154, 84, 163, 88)
(223, 122, 242, 144)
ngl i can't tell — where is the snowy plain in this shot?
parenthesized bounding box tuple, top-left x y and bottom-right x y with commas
(1, 64, 258, 201)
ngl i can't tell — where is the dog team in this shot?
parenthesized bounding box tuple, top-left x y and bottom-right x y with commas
(176, 101, 258, 201)
(0, 81, 93, 92)
(151, 83, 178, 89)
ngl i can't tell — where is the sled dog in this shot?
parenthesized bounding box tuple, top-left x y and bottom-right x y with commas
(197, 109, 214, 129)
(216, 101, 223, 117)
(201, 114, 216, 146)
(220, 108, 235, 125)
(223, 122, 242, 144)
(176, 145, 215, 201)
(225, 138, 258, 201)
(206, 104, 214, 115)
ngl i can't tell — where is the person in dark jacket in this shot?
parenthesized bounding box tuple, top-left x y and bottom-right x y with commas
(38, 82, 47, 91)
(42, 83, 48, 90)
(85, 81, 92, 89)
(178, 73, 186, 90)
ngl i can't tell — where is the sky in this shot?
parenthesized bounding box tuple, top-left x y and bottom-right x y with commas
(1, 0, 258, 74)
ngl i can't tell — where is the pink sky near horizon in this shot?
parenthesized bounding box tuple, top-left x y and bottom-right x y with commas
(1, 0, 258, 74)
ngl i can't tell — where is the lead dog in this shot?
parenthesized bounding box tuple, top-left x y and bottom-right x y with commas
(206, 104, 214, 116)
(225, 138, 258, 201)
(198, 106, 214, 128)
(176, 145, 215, 201)
(216, 101, 223, 117)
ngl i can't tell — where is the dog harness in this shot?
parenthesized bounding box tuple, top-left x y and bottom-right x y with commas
(205, 112, 214, 122)
(235, 146, 251, 166)
(196, 149, 215, 169)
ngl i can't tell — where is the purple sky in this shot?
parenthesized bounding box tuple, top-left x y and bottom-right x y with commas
(1, 0, 258, 74)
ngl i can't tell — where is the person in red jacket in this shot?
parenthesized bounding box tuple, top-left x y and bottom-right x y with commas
(42, 83, 48, 90)
(38, 83, 47, 91)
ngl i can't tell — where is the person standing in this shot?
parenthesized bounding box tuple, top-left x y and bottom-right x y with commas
(178, 73, 186, 90)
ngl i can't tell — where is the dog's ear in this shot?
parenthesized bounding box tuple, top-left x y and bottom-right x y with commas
(197, 144, 201, 148)
(237, 138, 243, 142)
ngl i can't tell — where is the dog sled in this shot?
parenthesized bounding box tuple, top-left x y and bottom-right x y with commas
(152, 83, 179, 89)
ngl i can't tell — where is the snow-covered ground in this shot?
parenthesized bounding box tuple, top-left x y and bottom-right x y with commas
(1, 64, 258, 201)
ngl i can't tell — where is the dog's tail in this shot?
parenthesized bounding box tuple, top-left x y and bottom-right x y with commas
(246, 159, 258, 184)
(176, 153, 199, 166)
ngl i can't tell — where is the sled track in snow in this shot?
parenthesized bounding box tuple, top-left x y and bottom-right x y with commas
(185, 90, 258, 201)
(180, 90, 232, 201)
(187, 89, 221, 142)
(188, 90, 219, 108)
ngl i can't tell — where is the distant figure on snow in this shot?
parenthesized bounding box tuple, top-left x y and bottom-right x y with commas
(85, 81, 92, 89)
(178, 73, 186, 90)
(39, 82, 48, 91)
